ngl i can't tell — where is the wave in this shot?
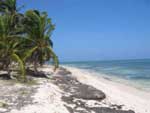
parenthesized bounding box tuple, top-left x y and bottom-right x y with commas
(62, 64, 150, 92)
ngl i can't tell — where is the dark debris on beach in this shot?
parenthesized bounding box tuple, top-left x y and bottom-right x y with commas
(0, 67, 136, 113)
(52, 68, 135, 113)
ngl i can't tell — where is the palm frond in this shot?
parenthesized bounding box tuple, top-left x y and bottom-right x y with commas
(47, 46, 59, 71)
(23, 46, 38, 61)
(11, 53, 26, 82)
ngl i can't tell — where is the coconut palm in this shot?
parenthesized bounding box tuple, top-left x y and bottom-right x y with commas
(0, 1, 59, 82)
(0, 14, 26, 81)
(23, 10, 59, 73)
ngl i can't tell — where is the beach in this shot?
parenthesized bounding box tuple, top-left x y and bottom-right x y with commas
(65, 66, 150, 113)
(0, 0, 149, 113)
(0, 65, 149, 113)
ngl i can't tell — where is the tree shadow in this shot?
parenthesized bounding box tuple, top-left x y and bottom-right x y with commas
(26, 68, 50, 78)
(0, 73, 11, 80)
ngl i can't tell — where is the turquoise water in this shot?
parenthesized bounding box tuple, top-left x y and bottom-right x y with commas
(62, 59, 150, 91)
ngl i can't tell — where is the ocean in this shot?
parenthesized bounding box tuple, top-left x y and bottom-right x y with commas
(62, 59, 150, 91)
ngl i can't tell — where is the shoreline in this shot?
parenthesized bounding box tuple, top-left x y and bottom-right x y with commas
(0, 65, 149, 113)
(64, 66, 150, 113)
(64, 65, 150, 92)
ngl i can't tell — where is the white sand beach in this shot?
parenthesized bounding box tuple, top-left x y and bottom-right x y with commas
(1, 65, 149, 113)
(10, 79, 69, 113)
(0, 0, 149, 113)
(64, 66, 150, 113)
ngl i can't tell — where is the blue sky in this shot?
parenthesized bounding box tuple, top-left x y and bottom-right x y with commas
(18, 0, 150, 61)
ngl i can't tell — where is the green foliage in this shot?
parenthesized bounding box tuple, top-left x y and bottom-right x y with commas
(0, 0, 59, 82)
(11, 53, 26, 82)
(23, 10, 58, 71)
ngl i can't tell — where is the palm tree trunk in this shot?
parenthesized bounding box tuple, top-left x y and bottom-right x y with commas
(33, 56, 38, 74)
(34, 61, 38, 74)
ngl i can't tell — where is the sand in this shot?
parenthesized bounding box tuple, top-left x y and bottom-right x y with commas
(1, 65, 149, 113)
(10, 78, 69, 113)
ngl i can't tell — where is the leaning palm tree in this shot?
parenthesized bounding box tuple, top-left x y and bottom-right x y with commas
(23, 10, 59, 73)
(0, 14, 26, 82)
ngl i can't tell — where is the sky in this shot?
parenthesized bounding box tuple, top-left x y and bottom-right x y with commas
(18, 0, 150, 61)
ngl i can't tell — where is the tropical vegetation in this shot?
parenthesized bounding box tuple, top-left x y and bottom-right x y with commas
(0, 0, 59, 82)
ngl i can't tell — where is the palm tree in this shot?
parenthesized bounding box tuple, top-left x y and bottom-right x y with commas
(0, 14, 26, 82)
(23, 10, 59, 73)
(0, 0, 59, 82)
